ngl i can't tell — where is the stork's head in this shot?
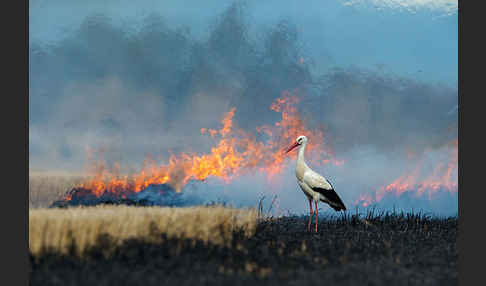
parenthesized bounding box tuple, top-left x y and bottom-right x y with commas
(285, 135, 307, 154)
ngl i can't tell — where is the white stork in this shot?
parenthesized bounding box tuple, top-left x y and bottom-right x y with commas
(286, 135, 346, 232)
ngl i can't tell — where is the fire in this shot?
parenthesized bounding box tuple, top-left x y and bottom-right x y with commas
(75, 90, 341, 198)
(356, 139, 458, 207)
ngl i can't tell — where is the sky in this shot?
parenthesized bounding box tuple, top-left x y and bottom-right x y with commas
(29, 0, 458, 215)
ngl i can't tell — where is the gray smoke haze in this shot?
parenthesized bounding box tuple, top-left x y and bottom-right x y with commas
(29, 3, 457, 215)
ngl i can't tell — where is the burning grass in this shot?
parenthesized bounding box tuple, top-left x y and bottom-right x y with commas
(31, 91, 457, 212)
(66, 91, 341, 202)
(30, 206, 457, 286)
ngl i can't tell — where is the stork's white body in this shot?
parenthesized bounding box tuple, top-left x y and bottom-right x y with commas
(295, 141, 342, 210)
(295, 144, 333, 203)
(287, 135, 346, 232)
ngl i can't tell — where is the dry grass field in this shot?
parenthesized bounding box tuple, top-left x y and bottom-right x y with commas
(29, 176, 457, 286)
(30, 205, 258, 256)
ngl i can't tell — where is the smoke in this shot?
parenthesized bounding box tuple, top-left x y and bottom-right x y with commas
(309, 69, 458, 155)
(29, 3, 457, 215)
(29, 4, 314, 170)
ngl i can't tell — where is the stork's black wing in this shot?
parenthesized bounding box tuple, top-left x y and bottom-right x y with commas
(313, 179, 346, 211)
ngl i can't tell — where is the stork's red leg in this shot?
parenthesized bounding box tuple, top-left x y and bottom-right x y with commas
(315, 201, 318, 233)
(308, 198, 313, 232)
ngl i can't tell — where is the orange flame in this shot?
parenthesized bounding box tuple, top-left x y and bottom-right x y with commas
(75, 90, 342, 198)
(355, 139, 458, 207)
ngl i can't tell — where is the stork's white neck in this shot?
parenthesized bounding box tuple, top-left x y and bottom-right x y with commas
(297, 141, 309, 171)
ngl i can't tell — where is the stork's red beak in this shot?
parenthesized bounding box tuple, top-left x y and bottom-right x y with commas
(285, 141, 300, 154)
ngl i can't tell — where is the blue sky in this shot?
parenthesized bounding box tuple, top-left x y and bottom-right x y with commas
(30, 0, 457, 85)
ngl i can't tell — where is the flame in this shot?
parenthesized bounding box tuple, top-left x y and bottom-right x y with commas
(355, 139, 458, 207)
(74, 90, 342, 198)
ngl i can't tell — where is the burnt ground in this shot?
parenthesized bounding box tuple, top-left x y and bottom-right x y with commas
(30, 211, 457, 286)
